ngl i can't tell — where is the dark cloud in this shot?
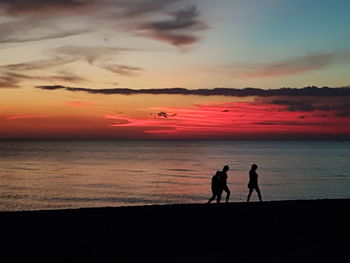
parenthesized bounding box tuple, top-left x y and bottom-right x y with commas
(256, 92, 350, 118)
(336, 110, 350, 117)
(36, 85, 350, 96)
(35, 84, 350, 118)
(272, 100, 316, 112)
(147, 33, 198, 46)
(146, 5, 199, 31)
(138, 5, 205, 46)
(38, 85, 66, 90)
(270, 98, 350, 113)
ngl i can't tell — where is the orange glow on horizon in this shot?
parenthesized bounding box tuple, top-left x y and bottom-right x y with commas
(1, 88, 350, 139)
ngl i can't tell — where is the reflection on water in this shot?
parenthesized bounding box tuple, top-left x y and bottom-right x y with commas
(0, 140, 349, 211)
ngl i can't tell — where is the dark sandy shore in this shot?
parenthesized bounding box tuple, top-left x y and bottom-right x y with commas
(1, 199, 349, 263)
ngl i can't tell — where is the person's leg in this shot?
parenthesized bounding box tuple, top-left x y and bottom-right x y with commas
(216, 193, 221, 203)
(255, 186, 262, 202)
(247, 188, 253, 202)
(208, 188, 218, 203)
(207, 195, 215, 203)
(223, 185, 230, 203)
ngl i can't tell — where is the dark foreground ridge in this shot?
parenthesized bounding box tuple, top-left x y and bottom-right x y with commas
(1, 199, 349, 263)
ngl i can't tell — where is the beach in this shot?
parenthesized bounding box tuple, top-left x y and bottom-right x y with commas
(1, 199, 349, 263)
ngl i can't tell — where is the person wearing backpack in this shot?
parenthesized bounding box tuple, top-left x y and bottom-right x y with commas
(207, 171, 223, 203)
(207, 165, 230, 203)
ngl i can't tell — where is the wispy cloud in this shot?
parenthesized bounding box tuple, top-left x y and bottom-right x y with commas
(0, 80, 18, 88)
(229, 52, 350, 78)
(0, 72, 33, 88)
(0, 71, 85, 89)
(0, 18, 89, 44)
(0, 0, 204, 47)
(0, 0, 184, 16)
(0, 57, 75, 71)
(53, 46, 129, 64)
(100, 64, 143, 76)
(48, 73, 85, 83)
(0, 46, 128, 70)
(0, 45, 138, 86)
(53, 46, 143, 75)
(0, 0, 97, 16)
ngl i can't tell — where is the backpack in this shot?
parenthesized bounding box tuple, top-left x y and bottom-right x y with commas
(212, 171, 221, 186)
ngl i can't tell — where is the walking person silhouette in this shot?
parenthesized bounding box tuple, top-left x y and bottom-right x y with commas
(220, 165, 231, 203)
(247, 164, 262, 202)
(207, 171, 223, 203)
(207, 165, 231, 204)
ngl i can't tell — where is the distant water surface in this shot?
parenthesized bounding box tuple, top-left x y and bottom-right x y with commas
(0, 140, 349, 211)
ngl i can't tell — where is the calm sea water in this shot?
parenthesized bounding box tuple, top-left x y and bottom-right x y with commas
(0, 140, 349, 211)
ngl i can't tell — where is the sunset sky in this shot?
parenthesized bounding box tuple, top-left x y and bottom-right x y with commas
(1, 0, 350, 139)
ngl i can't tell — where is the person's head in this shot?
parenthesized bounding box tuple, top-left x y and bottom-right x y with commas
(223, 165, 229, 172)
(251, 164, 258, 171)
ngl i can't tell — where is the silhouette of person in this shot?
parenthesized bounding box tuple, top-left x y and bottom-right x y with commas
(207, 165, 230, 204)
(220, 165, 231, 203)
(247, 164, 262, 202)
(207, 171, 223, 203)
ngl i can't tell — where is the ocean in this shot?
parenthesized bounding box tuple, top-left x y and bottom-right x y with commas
(0, 140, 349, 211)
